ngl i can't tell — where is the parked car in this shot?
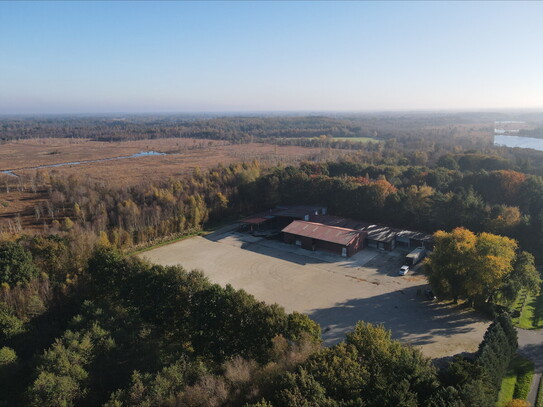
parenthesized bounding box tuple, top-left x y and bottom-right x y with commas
(399, 265, 409, 275)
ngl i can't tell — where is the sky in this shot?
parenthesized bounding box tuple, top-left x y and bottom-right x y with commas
(0, 1, 542, 114)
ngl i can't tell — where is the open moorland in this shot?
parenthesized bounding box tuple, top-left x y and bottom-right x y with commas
(0, 137, 333, 185)
(140, 226, 490, 360)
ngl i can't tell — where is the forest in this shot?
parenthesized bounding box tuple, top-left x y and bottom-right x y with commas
(2, 113, 543, 405)
(3, 111, 542, 143)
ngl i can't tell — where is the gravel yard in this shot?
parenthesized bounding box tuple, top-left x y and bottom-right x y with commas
(140, 227, 490, 359)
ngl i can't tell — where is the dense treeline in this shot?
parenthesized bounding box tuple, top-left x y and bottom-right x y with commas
(4, 146, 543, 260)
(0, 113, 503, 142)
(245, 161, 543, 259)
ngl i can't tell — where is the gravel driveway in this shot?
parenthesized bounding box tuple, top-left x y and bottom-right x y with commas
(140, 230, 490, 359)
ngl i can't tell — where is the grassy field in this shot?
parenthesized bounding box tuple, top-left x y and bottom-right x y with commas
(497, 354, 535, 406)
(0, 138, 329, 185)
(284, 136, 380, 143)
(128, 232, 204, 255)
(331, 136, 380, 143)
(512, 286, 543, 330)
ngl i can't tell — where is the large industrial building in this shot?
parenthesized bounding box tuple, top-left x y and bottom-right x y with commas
(282, 220, 367, 257)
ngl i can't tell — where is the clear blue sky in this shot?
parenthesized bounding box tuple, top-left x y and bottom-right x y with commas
(1, 1, 542, 114)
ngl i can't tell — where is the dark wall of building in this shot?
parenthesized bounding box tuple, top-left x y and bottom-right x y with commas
(284, 232, 366, 257)
(314, 239, 343, 256)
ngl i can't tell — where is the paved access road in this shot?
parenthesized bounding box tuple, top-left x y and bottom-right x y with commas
(518, 328, 543, 405)
(140, 229, 490, 359)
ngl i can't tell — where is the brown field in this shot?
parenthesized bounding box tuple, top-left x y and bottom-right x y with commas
(0, 138, 346, 232)
(0, 138, 334, 184)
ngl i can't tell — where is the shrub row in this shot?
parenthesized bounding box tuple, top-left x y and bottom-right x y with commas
(477, 313, 518, 398)
(536, 375, 543, 407)
(512, 360, 534, 400)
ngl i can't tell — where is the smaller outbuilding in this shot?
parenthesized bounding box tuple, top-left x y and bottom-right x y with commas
(282, 220, 366, 257)
(240, 205, 327, 233)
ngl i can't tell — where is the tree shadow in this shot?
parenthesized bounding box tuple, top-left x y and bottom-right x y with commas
(518, 343, 543, 373)
(531, 292, 543, 328)
(206, 231, 412, 272)
(308, 288, 488, 350)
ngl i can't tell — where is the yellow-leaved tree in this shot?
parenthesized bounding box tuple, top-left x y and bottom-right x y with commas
(425, 227, 539, 306)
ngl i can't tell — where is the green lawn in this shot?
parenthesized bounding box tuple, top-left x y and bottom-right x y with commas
(128, 231, 203, 255)
(497, 371, 517, 406)
(496, 354, 534, 406)
(513, 289, 543, 330)
(331, 136, 380, 143)
(283, 136, 380, 143)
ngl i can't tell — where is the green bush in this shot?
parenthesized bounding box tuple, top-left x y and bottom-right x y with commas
(513, 369, 534, 400)
(0, 346, 17, 379)
(0, 241, 39, 286)
(512, 357, 534, 400)
(0, 346, 17, 366)
(536, 376, 543, 407)
(0, 303, 24, 340)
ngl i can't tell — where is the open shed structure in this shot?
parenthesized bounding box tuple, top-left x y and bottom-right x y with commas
(282, 220, 366, 257)
(309, 215, 433, 251)
(240, 205, 327, 232)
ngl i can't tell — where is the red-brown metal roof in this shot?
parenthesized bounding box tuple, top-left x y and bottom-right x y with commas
(282, 220, 364, 246)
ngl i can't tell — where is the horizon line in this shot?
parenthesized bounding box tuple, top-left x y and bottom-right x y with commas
(1, 107, 543, 118)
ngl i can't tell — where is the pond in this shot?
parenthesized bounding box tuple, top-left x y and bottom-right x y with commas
(1, 151, 167, 177)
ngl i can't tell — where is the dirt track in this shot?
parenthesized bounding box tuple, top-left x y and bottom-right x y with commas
(140, 228, 490, 359)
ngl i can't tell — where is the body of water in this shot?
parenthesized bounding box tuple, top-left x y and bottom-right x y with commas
(494, 135, 543, 152)
(1, 151, 167, 177)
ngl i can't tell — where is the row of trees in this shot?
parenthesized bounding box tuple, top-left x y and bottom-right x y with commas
(4, 151, 543, 263)
(241, 164, 543, 259)
(439, 313, 518, 407)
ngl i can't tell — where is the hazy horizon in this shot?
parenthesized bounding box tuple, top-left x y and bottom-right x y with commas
(1, 1, 542, 114)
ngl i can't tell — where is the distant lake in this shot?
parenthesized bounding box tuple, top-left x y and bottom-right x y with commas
(494, 135, 543, 152)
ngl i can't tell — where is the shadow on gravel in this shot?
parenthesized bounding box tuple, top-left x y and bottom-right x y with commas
(517, 332, 543, 373)
(309, 290, 487, 349)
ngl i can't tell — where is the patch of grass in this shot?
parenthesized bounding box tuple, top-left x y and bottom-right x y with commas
(497, 354, 535, 406)
(513, 363, 534, 400)
(536, 375, 543, 407)
(127, 219, 241, 256)
(498, 373, 517, 406)
(283, 136, 380, 143)
(516, 291, 543, 330)
(128, 232, 203, 255)
(331, 136, 380, 143)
